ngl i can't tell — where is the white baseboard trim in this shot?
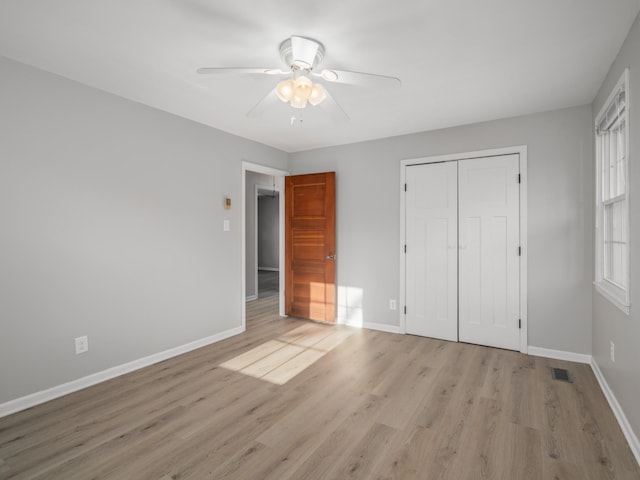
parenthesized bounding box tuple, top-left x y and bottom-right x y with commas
(0, 325, 244, 419)
(527, 346, 592, 364)
(363, 322, 401, 334)
(591, 359, 640, 466)
(245, 294, 258, 302)
(258, 267, 279, 272)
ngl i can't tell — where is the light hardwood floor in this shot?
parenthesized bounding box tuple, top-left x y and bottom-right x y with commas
(1, 296, 638, 479)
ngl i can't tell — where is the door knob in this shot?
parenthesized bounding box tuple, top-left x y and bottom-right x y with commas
(326, 253, 336, 260)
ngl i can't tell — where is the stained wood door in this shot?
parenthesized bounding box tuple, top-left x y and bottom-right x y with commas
(405, 162, 458, 341)
(458, 154, 520, 350)
(285, 172, 336, 323)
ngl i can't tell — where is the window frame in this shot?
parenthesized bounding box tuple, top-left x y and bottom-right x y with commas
(594, 68, 630, 315)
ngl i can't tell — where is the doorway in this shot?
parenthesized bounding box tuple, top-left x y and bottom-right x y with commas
(241, 162, 288, 331)
(400, 147, 528, 353)
(257, 187, 280, 299)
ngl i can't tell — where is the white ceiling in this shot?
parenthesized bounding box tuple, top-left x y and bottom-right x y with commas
(1, 0, 638, 152)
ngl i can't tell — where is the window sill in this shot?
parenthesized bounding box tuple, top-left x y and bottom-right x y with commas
(594, 282, 630, 315)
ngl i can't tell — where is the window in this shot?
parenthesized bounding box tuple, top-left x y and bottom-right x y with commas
(595, 68, 630, 314)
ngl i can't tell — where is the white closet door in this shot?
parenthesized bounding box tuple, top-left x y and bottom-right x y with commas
(458, 154, 520, 350)
(406, 162, 458, 341)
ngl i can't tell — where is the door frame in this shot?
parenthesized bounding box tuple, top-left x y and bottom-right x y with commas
(399, 146, 528, 354)
(241, 161, 288, 331)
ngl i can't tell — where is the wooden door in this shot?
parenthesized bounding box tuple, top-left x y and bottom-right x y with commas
(458, 154, 520, 350)
(405, 162, 458, 341)
(285, 172, 336, 323)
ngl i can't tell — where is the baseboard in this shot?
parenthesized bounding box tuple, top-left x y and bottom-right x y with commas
(363, 322, 401, 334)
(591, 359, 640, 466)
(0, 325, 244, 419)
(527, 346, 592, 364)
(258, 267, 279, 272)
(245, 294, 258, 302)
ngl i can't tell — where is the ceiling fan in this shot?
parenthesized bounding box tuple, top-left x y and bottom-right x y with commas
(197, 35, 401, 120)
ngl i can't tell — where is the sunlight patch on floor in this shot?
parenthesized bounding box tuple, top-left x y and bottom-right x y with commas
(220, 324, 353, 385)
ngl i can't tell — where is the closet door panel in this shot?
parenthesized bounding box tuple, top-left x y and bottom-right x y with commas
(458, 155, 520, 350)
(405, 162, 458, 341)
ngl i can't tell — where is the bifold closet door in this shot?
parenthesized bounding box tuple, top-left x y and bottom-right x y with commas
(458, 155, 520, 350)
(405, 162, 458, 341)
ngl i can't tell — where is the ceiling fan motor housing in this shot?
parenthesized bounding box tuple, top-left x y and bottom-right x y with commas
(279, 36, 325, 72)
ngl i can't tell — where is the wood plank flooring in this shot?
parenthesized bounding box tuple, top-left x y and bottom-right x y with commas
(1, 296, 638, 479)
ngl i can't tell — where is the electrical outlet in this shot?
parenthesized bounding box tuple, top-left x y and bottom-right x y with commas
(75, 336, 89, 355)
(610, 341, 615, 363)
(389, 299, 397, 310)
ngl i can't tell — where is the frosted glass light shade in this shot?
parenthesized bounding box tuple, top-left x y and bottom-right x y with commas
(308, 84, 327, 106)
(293, 76, 313, 101)
(275, 80, 294, 102)
(290, 95, 307, 109)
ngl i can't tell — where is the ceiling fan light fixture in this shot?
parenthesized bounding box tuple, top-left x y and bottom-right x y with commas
(275, 79, 295, 102)
(276, 76, 325, 108)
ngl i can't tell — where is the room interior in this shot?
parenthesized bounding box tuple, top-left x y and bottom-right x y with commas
(1, 0, 640, 478)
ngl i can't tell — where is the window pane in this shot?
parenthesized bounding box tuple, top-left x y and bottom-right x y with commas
(609, 130, 617, 198)
(601, 121, 627, 201)
(616, 121, 626, 196)
(602, 134, 610, 201)
(604, 201, 627, 288)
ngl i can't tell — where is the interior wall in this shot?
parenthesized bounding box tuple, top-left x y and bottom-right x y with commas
(0, 56, 288, 405)
(244, 172, 278, 299)
(289, 104, 594, 354)
(258, 194, 279, 270)
(591, 12, 640, 442)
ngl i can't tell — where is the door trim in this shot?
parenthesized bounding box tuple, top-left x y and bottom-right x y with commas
(399, 146, 528, 354)
(241, 161, 288, 332)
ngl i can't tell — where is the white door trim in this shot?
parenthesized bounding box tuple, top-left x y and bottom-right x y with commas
(241, 161, 288, 332)
(399, 146, 528, 354)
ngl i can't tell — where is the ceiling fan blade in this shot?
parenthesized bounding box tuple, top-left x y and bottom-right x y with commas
(290, 36, 320, 69)
(315, 69, 401, 89)
(318, 88, 349, 122)
(246, 89, 280, 118)
(197, 67, 287, 75)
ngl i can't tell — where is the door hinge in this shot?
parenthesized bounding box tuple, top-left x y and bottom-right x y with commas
(404, 305, 407, 314)
(404, 244, 407, 253)
(519, 319, 522, 329)
(518, 246, 521, 256)
(404, 183, 407, 192)
(517, 173, 521, 183)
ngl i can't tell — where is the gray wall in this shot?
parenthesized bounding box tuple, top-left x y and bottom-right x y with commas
(244, 171, 278, 299)
(0, 56, 287, 404)
(592, 12, 640, 441)
(289, 105, 594, 354)
(258, 194, 279, 270)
